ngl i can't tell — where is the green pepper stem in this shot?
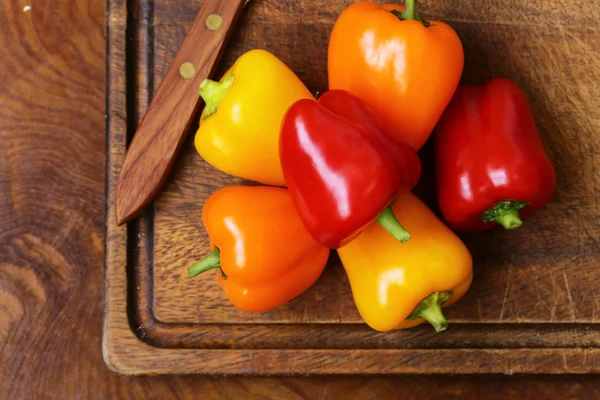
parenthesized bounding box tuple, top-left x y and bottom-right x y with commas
(402, 0, 421, 22)
(187, 248, 222, 278)
(199, 74, 235, 120)
(376, 205, 411, 243)
(482, 200, 530, 230)
(496, 209, 523, 229)
(389, 0, 430, 27)
(408, 291, 453, 332)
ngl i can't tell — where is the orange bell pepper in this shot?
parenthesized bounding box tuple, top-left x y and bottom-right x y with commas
(187, 185, 330, 312)
(337, 191, 473, 332)
(327, 0, 464, 150)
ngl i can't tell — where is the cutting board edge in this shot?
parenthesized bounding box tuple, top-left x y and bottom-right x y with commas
(103, 0, 600, 376)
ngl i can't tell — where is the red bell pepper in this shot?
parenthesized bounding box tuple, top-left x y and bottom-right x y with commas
(434, 78, 556, 232)
(279, 89, 422, 249)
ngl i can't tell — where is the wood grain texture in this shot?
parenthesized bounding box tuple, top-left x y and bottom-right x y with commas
(115, 0, 246, 225)
(104, 0, 600, 375)
(6, 0, 600, 397)
(153, 0, 600, 325)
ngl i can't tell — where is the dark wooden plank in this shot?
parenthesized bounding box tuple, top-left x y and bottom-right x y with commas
(4, 0, 600, 397)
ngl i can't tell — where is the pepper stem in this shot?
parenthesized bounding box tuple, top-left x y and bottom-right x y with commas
(408, 291, 453, 332)
(187, 248, 222, 278)
(199, 74, 235, 120)
(482, 200, 530, 230)
(389, 0, 431, 27)
(376, 205, 411, 243)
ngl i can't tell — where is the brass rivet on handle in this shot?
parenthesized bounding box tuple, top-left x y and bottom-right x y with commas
(206, 14, 223, 31)
(179, 62, 196, 79)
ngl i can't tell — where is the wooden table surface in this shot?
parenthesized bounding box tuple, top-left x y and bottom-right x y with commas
(2, 0, 600, 398)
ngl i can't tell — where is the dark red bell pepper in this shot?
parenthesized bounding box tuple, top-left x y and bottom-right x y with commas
(434, 78, 556, 232)
(279, 89, 422, 249)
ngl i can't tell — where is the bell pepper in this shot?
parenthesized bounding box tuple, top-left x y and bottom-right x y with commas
(279, 90, 422, 249)
(434, 77, 557, 232)
(194, 49, 313, 186)
(337, 191, 473, 332)
(327, 0, 464, 151)
(317, 90, 422, 192)
(187, 185, 330, 312)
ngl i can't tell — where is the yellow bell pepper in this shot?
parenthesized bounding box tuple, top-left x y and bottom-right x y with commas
(337, 191, 473, 332)
(194, 49, 313, 186)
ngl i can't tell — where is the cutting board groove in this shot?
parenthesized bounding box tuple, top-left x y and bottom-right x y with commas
(104, 0, 600, 375)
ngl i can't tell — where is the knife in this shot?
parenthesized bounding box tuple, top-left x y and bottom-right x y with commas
(115, 0, 250, 226)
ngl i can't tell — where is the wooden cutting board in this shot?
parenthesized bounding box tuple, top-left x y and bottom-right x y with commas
(104, 0, 600, 375)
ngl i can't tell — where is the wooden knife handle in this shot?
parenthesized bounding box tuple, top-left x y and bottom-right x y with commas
(115, 0, 246, 225)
